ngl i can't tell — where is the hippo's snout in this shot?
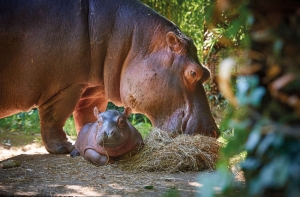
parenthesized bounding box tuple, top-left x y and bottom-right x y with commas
(182, 114, 219, 138)
(96, 127, 124, 148)
(108, 130, 115, 139)
(99, 129, 116, 140)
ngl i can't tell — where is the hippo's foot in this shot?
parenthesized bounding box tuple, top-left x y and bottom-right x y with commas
(84, 149, 114, 166)
(44, 138, 74, 154)
(40, 124, 75, 154)
(70, 149, 80, 158)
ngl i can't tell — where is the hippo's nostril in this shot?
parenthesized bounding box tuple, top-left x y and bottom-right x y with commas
(108, 130, 115, 139)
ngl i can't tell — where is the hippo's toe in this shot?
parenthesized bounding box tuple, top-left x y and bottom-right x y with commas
(70, 149, 80, 157)
(45, 140, 75, 154)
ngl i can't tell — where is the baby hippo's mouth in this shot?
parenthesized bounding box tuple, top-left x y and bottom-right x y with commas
(97, 132, 124, 148)
(98, 139, 123, 148)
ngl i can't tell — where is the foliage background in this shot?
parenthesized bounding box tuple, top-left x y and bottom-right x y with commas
(200, 0, 300, 197)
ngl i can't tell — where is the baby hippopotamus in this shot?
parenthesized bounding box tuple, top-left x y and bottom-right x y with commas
(70, 107, 143, 166)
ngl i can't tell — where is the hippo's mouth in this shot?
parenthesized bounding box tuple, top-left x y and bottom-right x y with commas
(159, 109, 186, 134)
(98, 141, 123, 148)
(97, 136, 124, 148)
(154, 108, 219, 137)
(181, 113, 189, 134)
(181, 112, 219, 137)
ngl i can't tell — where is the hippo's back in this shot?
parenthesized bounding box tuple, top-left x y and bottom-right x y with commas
(0, 0, 91, 117)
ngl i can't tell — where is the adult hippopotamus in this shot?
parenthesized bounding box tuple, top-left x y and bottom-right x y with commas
(70, 107, 143, 166)
(0, 0, 219, 154)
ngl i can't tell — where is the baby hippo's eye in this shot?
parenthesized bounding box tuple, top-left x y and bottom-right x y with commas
(117, 117, 124, 128)
(97, 117, 103, 125)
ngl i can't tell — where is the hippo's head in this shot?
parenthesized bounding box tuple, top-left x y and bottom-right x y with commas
(94, 107, 132, 148)
(120, 30, 219, 137)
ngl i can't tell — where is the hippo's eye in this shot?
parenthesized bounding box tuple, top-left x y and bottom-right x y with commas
(117, 117, 124, 128)
(190, 70, 196, 78)
(184, 65, 202, 85)
(97, 117, 103, 125)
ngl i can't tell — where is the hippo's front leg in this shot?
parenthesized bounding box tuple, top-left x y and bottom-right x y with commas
(84, 149, 113, 166)
(39, 84, 87, 154)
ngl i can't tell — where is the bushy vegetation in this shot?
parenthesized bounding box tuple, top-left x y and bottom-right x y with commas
(142, 0, 207, 61)
(0, 102, 152, 138)
(0, 109, 40, 135)
(200, 0, 300, 197)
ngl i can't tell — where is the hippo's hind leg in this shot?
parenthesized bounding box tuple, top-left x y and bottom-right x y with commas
(73, 86, 108, 133)
(85, 149, 113, 166)
(39, 84, 87, 154)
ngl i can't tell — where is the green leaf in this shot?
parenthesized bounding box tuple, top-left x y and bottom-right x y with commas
(248, 177, 264, 196)
(259, 156, 289, 187)
(241, 157, 261, 170)
(273, 39, 283, 56)
(245, 128, 261, 151)
(144, 185, 154, 189)
(250, 87, 266, 107)
(256, 133, 276, 157)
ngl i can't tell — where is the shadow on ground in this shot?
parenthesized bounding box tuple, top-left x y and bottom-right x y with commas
(0, 151, 205, 196)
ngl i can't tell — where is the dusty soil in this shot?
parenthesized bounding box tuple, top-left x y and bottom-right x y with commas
(0, 131, 220, 197)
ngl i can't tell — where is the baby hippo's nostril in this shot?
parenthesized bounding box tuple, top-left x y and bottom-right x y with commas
(108, 130, 115, 139)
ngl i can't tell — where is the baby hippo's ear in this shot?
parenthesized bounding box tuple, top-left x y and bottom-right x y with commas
(93, 107, 100, 118)
(123, 107, 132, 118)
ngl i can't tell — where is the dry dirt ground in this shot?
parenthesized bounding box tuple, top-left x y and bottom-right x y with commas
(0, 131, 222, 197)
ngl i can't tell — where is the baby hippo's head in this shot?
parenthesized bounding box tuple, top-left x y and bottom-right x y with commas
(94, 107, 132, 148)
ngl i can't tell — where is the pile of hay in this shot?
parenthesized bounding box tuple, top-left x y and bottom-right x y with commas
(117, 128, 221, 173)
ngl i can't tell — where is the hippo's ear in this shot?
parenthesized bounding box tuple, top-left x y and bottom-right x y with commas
(123, 107, 132, 118)
(93, 107, 100, 118)
(166, 32, 183, 53)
